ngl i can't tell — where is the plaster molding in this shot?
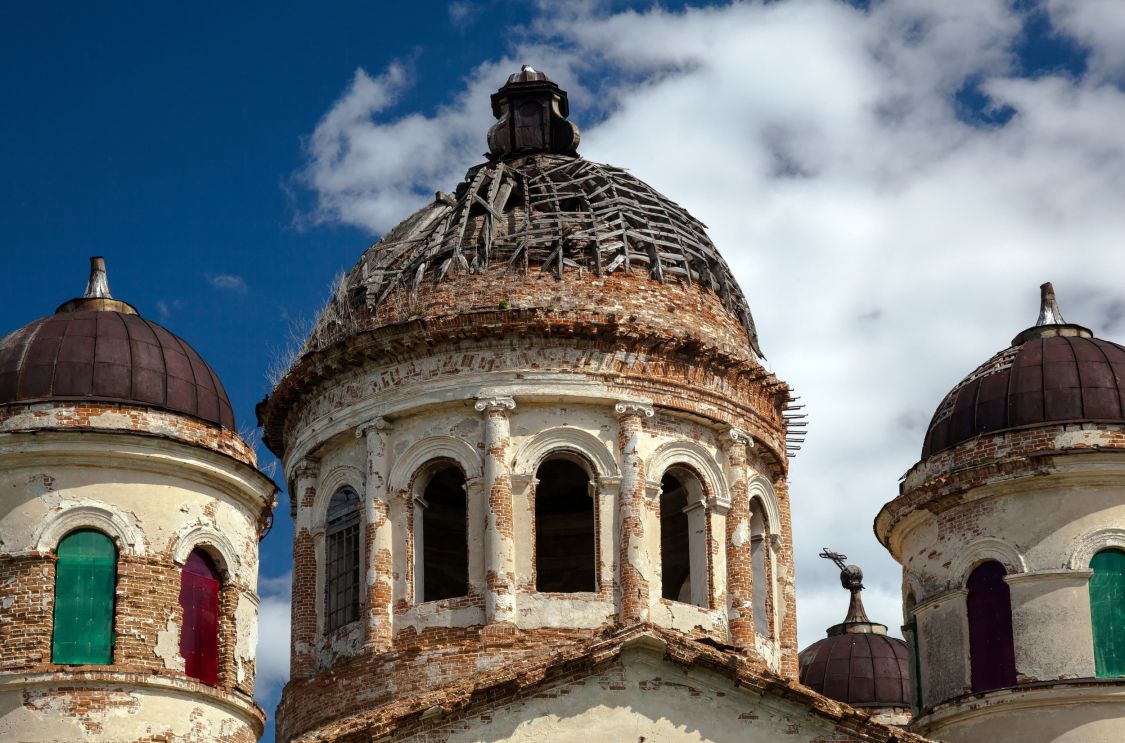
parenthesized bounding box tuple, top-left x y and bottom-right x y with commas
(648, 439, 730, 505)
(614, 401, 655, 419)
(1004, 568, 1094, 587)
(171, 523, 242, 578)
(746, 476, 782, 536)
(387, 435, 483, 492)
(511, 426, 619, 479)
(32, 501, 145, 556)
(474, 396, 516, 413)
(290, 457, 321, 483)
(1068, 527, 1125, 570)
(313, 464, 365, 528)
(951, 537, 1028, 584)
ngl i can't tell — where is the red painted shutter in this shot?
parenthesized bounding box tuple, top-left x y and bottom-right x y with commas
(967, 560, 1017, 692)
(179, 549, 220, 685)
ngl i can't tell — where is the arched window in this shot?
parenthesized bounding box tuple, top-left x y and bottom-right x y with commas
(534, 457, 595, 593)
(966, 560, 1017, 692)
(325, 486, 361, 632)
(749, 499, 769, 633)
(416, 464, 468, 602)
(1090, 548, 1125, 678)
(905, 591, 923, 709)
(52, 529, 117, 665)
(659, 467, 708, 607)
(179, 549, 220, 685)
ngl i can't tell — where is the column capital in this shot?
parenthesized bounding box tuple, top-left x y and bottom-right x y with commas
(614, 401, 654, 418)
(474, 395, 516, 413)
(291, 457, 321, 481)
(356, 417, 393, 439)
(724, 427, 755, 448)
(707, 495, 731, 515)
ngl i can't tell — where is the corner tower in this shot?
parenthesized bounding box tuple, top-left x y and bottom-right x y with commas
(877, 283, 1125, 743)
(0, 258, 276, 742)
(259, 68, 806, 742)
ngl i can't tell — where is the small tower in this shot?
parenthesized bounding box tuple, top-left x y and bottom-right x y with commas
(799, 549, 912, 726)
(877, 283, 1125, 743)
(0, 258, 276, 742)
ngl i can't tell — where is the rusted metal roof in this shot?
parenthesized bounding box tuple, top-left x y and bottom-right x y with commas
(922, 284, 1125, 459)
(799, 632, 911, 710)
(0, 258, 235, 429)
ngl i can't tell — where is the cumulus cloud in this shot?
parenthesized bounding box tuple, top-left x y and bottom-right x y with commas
(295, 0, 1125, 655)
(255, 571, 291, 707)
(206, 273, 248, 293)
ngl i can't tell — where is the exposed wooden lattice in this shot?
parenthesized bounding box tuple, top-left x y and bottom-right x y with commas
(307, 154, 763, 359)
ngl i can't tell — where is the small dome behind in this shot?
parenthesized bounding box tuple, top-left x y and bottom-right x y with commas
(0, 257, 235, 429)
(922, 283, 1125, 459)
(799, 550, 912, 714)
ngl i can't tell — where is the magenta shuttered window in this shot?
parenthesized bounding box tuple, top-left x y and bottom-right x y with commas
(179, 549, 220, 685)
(967, 560, 1017, 692)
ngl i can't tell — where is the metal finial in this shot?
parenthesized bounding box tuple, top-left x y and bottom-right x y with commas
(1035, 282, 1066, 326)
(820, 547, 872, 629)
(84, 256, 112, 299)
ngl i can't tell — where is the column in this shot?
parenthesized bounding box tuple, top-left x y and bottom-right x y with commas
(723, 427, 755, 649)
(475, 396, 518, 627)
(289, 458, 320, 679)
(358, 418, 394, 651)
(614, 401, 654, 625)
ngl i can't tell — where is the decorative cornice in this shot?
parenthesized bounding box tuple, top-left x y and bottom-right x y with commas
(614, 401, 654, 418)
(1004, 568, 1094, 586)
(474, 396, 516, 413)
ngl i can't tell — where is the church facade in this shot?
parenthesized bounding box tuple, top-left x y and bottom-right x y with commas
(0, 68, 1122, 742)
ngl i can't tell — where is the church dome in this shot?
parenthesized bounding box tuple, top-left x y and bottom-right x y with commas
(922, 283, 1125, 459)
(0, 257, 236, 429)
(798, 554, 911, 714)
(261, 67, 769, 454)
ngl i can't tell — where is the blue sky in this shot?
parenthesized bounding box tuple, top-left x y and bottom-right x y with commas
(3, 1, 1122, 738)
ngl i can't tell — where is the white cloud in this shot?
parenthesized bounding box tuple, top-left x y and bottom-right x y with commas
(255, 571, 291, 707)
(449, 1, 475, 28)
(207, 273, 248, 293)
(1047, 0, 1125, 81)
(295, 0, 1125, 652)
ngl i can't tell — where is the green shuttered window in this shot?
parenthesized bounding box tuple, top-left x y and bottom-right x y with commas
(1090, 549, 1125, 678)
(52, 529, 117, 665)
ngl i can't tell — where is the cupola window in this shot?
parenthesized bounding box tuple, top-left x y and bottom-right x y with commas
(659, 467, 708, 607)
(749, 499, 770, 632)
(966, 560, 1017, 692)
(1090, 548, 1125, 678)
(179, 549, 220, 685)
(325, 486, 361, 632)
(534, 457, 595, 593)
(415, 464, 469, 602)
(52, 529, 117, 665)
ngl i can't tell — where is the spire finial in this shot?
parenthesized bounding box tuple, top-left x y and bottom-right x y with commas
(487, 67, 580, 158)
(84, 256, 112, 299)
(820, 547, 882, 635)
(1035, 281, 1065, 326)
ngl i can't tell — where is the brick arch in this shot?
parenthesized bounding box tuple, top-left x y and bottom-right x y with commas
(648, 440, 727, 507)
(388, 436, 482, 494)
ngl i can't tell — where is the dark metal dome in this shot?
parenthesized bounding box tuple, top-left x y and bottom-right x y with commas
(799, 549, 911, 711)
(922, 283, 1125, 459)
(799, 632, 911, 710)
(0, 258, 235, 430)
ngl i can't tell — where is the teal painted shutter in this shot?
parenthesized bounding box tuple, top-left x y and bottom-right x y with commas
(1091, 549, 1125, 678)
(52, 530, 117, 664)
